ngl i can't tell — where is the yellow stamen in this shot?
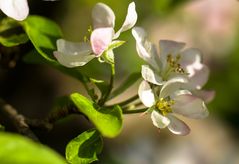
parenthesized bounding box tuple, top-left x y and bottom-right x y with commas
(166, 54, 186, 74)
(156, 98, 174, 116)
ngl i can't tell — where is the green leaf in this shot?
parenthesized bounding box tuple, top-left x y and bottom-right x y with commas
(22, 15, 63, 62)
(66, 129, 103, 164)
(0, 18, 28, 47)
(107, 40, 125, 51)
(109, 72, 141, 99)
(70, 93, 122, 138)
(0, 132, 66, 164)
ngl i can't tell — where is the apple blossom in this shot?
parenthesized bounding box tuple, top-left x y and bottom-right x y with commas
(132, 27, 210, 90)
(0, 0, 29, 21)
(54, 2, 137, 68)
(138, 77, 209, 135)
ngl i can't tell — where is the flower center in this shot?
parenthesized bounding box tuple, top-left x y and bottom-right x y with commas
(167, 54, 185, 74)
(156, 97, 174, 116)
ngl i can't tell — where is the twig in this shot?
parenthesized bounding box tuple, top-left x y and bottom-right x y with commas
(107, 95, 139, 108)
(0, 98, 39, 141)
(26, 105, 81, 131)
(122, 108, 147, 114)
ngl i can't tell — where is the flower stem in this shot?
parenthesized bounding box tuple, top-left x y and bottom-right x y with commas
(107, 94, 139, 108)
(122, 108, 147, 114)
(98, 63, 115, 106)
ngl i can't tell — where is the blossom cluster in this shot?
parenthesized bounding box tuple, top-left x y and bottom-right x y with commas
(132, 27, 215, 135)
(53, 2, 214, 136)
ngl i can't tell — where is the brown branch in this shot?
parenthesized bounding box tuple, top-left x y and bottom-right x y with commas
(0, 98, 39, 141)
(25, 105, 81, 131)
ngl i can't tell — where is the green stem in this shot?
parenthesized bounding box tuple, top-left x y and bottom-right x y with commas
(122, 108, 147, 114)
(107, 94, 139, 108)
(98, 63, 115, 106)
(83, 82, 95, 100)
(122, 101, 142, 109)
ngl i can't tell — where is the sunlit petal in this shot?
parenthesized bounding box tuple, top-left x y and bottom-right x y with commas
(92, 2, 115, 29)
(151, 111, 170, 128)
(138, 81, 155, 107)
(0, 0, 29, 21)
(114, 2, 137, 39)
(132, 27, 160, 70)
(141, 65, 163, 85)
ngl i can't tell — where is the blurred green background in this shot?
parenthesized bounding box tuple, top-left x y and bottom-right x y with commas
(1, 0, 239, 163)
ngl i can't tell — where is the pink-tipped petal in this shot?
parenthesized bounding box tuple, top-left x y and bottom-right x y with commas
(167, 114, 190, 136)
(0, 0, 29, 21)
(92, 3, 115, 28)
(90, 27, 114, 56)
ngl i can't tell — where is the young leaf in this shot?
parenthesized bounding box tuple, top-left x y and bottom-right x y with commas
(0, 132, 66, 164)
(0, 18, 28, 47)
(109, 72, 141, 99)
(70, 93, 123, 138)
(22, 15, 63, 62)
(107, 40, 125, 51)
(65, 129, 103, 164)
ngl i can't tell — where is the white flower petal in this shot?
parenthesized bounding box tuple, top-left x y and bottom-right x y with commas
(0, 0, 29, 21)
(54, 51, 95, 68)
(141, 65, 163, 85)
(180, 48, 203, 68)
(160, 77, 188, 98)
(114, 2, 137, 39)
(171, 89, 192, 99)
(138, 81, 155, 107)
(173, 94, 209, 119)
(132, 27, 160, 70)
(187, 65, 209, 90)
(151, 111, 170, 128)
(56, 39, 92, 55)
(54, 39, 94, 67)
(132, 27, 147, 43)
(159, 40, 185, 68)
(167, 114, 190, 136)
(193, 90, 215, 103)
(90, 27, 114, 56)
(92, 3, 115, 29)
